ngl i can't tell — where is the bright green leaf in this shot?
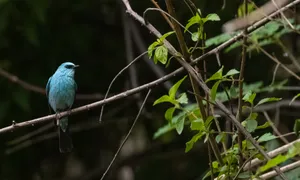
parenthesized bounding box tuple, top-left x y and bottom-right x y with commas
(158, 31, 175, 42)
(258, 133, 276, 143)
(148, 41, 160, 58)
(175, 116, 185, 134)
(212, 161, 219, 169)
(185, 132, 204, 152)
(206, 66, 223, 82)
(224, 69, 240, 77)
(255, 97, 281, 107)
(169, 76, 187, 99)
(256, 122, 271, 130)
(153, 95, 173, 106)
(192, 31, 200, 41)
(177, 93, 188, 104)
(190, 118, 204, 131)
(154, 45, 168, 64)
(259, 154, 287, 173)
(243, 91, 256, 105)
(246, 119, 257, 133)
(165, 107, 176, 121)
(204, 116, 214, 128)
(185, 14, 200, 32)
(205, 13, 220, 22)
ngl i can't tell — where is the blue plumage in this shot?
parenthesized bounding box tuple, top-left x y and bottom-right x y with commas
(46, 62, 79, 153)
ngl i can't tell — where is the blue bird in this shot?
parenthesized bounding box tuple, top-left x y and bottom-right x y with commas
(46, 62, 79, 153)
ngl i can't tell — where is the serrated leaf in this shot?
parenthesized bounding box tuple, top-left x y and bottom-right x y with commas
(225, 69, 240, 77)
(206, 66, 223, 82)
(165, 107, 175, 121)
(290, 93, 300, 105)
(258, 133, 276, 143)
(148, 41, 160, 58)
(154, 45, 168, 64)
(177, 93, 188, 104)
(243, 91, 256, 105)
(205, 13, 220, 22)
(255, 97, 281, 107)
(175, 116, 185, 134)
(169, 76, 187, 99)
(211, 80, 221, 101)
(246, 119, 257, 133)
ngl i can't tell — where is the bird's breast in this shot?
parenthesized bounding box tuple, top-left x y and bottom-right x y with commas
(48, 76, 76, 111)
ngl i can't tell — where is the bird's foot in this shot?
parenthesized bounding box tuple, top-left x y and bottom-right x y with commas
(55, 113, 61, 126)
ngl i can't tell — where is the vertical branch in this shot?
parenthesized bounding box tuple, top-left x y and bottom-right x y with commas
(164, 0, 223, 165)
(236, 0, 248, 166)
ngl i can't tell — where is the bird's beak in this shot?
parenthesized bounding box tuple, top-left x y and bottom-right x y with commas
(74, 65, 80, 68)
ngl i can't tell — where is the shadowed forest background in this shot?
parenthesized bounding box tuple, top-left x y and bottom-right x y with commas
(0, 0, 300, 180)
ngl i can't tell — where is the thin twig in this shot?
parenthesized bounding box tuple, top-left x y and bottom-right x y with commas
(99, 89, 151, 180)
(150, 0, 174, 29)
(99, 51, 148, 122)
(0, 67, 104, 100)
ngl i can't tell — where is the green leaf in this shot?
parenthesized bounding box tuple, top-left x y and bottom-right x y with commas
(185, 132, 204, 152)
(205, 33, 235, 48)
(238, 172, 251, 179)
(158, 31, 175, 42)
(243, 91, 256, 105)
(206, 66, 223, 82)
(153, 95, 173, 106)
(169, 76, 187, 99)
(255, 97, 281, 107)
(185, 14, 200, 32)
(165, 107, 175, 121)
(175, 116, 185, 134)
(154, 45, 168, 64)
(246, 119, 257, 133)
(153, 123, 175, 139)
(256, 122, 271, 130)
(148, 41, 160, 58)
(246, 112, 258, 120)
(190, 118, 204, 131)
(212, 161, 219, 169)
(259, 154, 287, 173)
(205, 13, 220, 22)
(216, 133, 225, 143)
(177, 93, 188, 104)
(191, 31, 200, 41)
(290, 93, 300, 105)
(258, 133, 276, 143)
(224, 69, 240, 77)
(211, 80, 221, 101)
(204, 116, 215, 128)
(238, 2, 256, 17)
(293, 119, 300, 136)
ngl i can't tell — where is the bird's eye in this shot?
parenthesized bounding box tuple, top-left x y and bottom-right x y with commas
(65, 65, 73, 69)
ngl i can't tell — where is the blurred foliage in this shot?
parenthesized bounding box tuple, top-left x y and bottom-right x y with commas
(0, 0, 300, 180)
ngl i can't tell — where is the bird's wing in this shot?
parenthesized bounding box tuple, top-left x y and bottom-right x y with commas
(46, 76, 52, 98)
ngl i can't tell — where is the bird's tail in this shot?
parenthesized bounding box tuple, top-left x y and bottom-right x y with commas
(58, 117, 73, 153)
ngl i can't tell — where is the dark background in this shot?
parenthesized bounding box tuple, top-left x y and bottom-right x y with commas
(0, 0, 299, 180)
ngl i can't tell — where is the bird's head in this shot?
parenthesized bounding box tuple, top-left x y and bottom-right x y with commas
(56, 62, 79, 77)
